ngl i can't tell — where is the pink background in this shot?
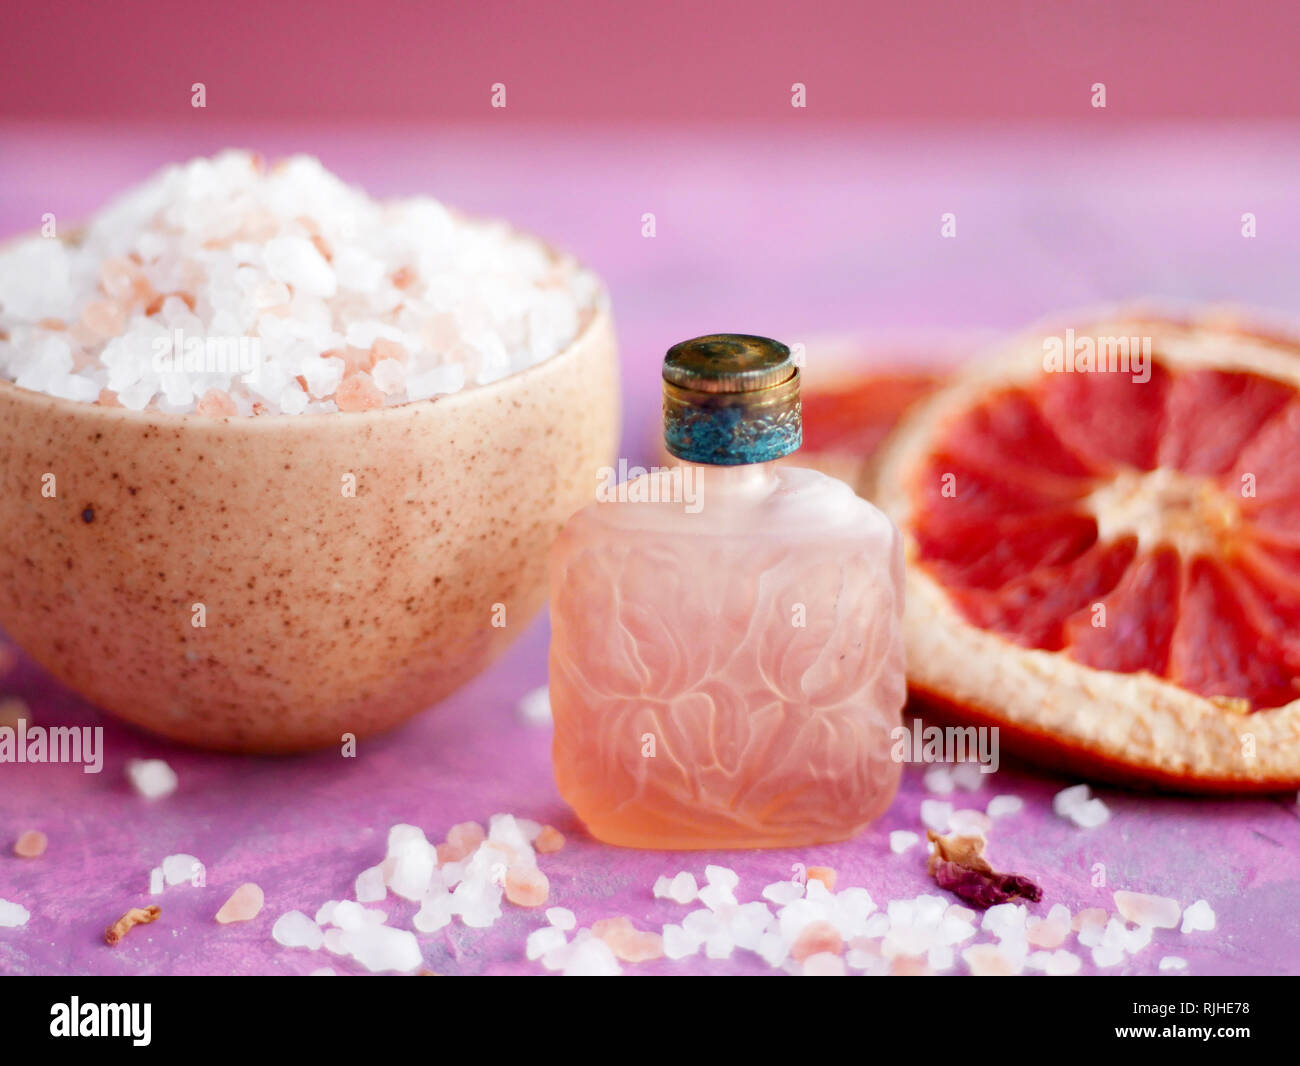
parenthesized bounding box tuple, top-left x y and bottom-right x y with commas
(4, 0, 1300, 122)
(3, 5, 1300, 977)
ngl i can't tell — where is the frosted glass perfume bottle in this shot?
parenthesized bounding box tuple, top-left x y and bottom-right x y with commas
(549, 335, 905, 849)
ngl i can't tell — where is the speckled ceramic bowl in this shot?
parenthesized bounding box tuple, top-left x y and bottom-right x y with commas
(0, 301, 618, 752)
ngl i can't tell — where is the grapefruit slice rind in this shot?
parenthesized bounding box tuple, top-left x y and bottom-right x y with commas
(867, 311, 1300, 791)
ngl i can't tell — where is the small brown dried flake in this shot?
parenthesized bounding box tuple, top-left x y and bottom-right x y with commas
(105, 905, 161, 946)
(926, 830, 1042, 910)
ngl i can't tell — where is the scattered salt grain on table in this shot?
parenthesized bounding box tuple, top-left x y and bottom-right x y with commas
(922, 765, 954, 794)
(517, 686, 552, 726)
(1114, 890, 1181, 929)
(662, 923, 699, 960)
(215, 883, 264, 924)
(802, 952, 847, 976)
(534, 825, 565, 854)
(340, 925, 423, 973)
(125, 758, 178, 800)
(161, 853, 202, 887)
(0, 899, 31, 927)
(986, 794, 1023, 819)
(355, 865, 386, 903)
(666, 871, 699, 905)
(1159, 956, 1189, 971)
(272, 910, 323, 950)
(13, 830, 47, 858)
(919, 799, 953, 832)
(889, 829, 920, 854)
(762, 879, 804, 905)
(1181, 899, 1216, 933)
(526, 926, 567, 961)
(950, 762, 986, 791)
(546, 907, 576, 931)
(504, 865, 549, 907)
(149, 867, 164, 895)
(1053, 784, 1110, 828)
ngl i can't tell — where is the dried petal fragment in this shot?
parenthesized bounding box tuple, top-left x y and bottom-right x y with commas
(105, 905, 161, 946)
(926, 830, 1042, 910)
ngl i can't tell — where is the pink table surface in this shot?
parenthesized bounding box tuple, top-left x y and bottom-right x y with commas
(1, 122, 1299, 976)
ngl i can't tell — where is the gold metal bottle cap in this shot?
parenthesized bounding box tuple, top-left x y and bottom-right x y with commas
(662, 334, 801, 465)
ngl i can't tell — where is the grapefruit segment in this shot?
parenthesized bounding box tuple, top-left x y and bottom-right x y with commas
(1037, 358, 1171, 472)
(1158, 369, 1294, 475)
(1168, 559, 1300, 710)
(866, 312, 1300, 791)
(1062, 548, 1181, 677)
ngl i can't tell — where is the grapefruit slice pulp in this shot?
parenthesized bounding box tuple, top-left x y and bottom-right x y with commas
(868, 313, 1300, 791)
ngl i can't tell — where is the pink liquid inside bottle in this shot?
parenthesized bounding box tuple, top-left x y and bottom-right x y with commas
(549, 335, 905, 849)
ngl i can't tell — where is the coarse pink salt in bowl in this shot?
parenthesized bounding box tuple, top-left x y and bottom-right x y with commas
(0, 152, 619, 752)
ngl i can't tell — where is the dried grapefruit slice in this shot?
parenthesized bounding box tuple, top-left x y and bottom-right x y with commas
(867, 312, 1300, 791)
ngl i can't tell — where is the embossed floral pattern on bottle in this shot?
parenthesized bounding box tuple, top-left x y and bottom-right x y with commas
(549, 463, 905, 849)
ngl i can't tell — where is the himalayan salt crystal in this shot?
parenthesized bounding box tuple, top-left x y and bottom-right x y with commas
(791, 920, 844, 962)
(948, 809, 992, 837)
(1181, 899, 1216, 933)
(439, 821, 485, 863)
(986, 794, 1023, 819)
(962, 942, 1020, 976)
(14, 830, 47, 858)
(371, 358, 406, 395)
(667, 871, 699, 905)
(504, 864, 549, 907)
(806, 866, 837, 892)
(662, 923, 699, 960)
(97, 389, 122, 407)
(1114, 890, 1181, 929)
(215, 882, 264, 924)
(162, 853, 202, 886)
(335, 346, 373, 377)
(890, 956, 931, 976)
(272, 910, 323, 950)
(526, 926, 567, 961)
(334, 372, 384, 412)
(593, 917, 665, 963)
(951, 761, 986, 791)
(889, 830, 920, 854)
(803, 952, 847, 976)
(126, 758, 179, 800)
(1092, 944, 1125, 968)
(1073, 907, 1108, 934)
(370, 337, 408, 364)
(563, 936, 622, 976)
(1026, 903, 1073, 948)
(762, 880, 804, 905)
(534, 826, 565, 854)
(196, 388, 238, 417)
(355, 865, 386, 903)
(81, 299, 126, 340)
(923, 765, 954, 794)
(516, 685, 552, 726)
(920, 799, 953, 832)
(546, 907, 576, 931)
(1053, 784, 1092, 817)
(0, 899, 31, 928)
